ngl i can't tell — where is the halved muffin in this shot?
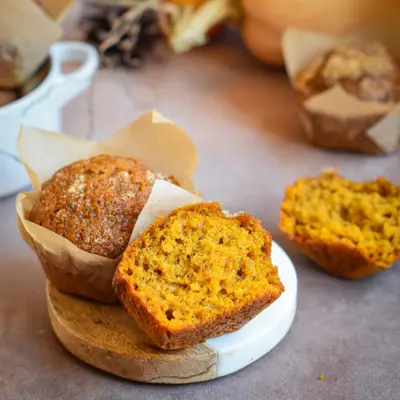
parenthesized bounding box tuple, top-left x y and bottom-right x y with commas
(280, 170, 400, 279)
(113, 202, 284, 349)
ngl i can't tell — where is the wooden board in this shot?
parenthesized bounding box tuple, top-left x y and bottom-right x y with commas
(47, 241, 297, 384)
(47, 284, 218, 384)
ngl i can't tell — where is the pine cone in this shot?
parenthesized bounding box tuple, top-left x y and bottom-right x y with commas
(80, 2, 166, 68)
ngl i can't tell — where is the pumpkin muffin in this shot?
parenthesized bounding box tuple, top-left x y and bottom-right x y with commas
(113, 202, 284, 349)
(30, 155, 179, 259)
(294, 41, 400, 154)
(280, 170, 400, 279)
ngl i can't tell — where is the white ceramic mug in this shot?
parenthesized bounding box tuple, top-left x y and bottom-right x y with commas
(0, 41, 99, 199)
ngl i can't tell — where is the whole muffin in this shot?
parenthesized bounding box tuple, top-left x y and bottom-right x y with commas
(293, 40, 400, 154)
(280, 170, 400, 279)
(30, 155, 179, 259)
(296, 41, 400, 103)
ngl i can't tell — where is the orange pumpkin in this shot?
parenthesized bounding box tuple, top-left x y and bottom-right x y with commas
(241, 0, 395, 66)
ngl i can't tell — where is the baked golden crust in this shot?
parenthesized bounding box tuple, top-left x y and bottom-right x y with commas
(114, 277, 281, 349)
(280, 170, 400, 279)
(286, 238, 383, 280)
(30, 155, 179, 259)
(113, 202, 284, 349)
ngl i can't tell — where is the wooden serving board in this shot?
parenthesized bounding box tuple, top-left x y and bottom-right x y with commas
(47, 242, 297, 384)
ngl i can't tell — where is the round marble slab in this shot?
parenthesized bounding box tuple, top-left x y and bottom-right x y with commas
(47, 241, 297, 384)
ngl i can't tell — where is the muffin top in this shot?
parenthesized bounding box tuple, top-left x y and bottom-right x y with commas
(29, 155, 179, 258)
(296, 41, 400, 103)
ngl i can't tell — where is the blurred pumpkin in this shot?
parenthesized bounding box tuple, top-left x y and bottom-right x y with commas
(166, 0, 396, 66)
(241, 0, 395, 66)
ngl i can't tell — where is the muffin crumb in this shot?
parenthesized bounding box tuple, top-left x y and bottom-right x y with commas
(114, 202, 284, 349)
(280, 171, 400, 278)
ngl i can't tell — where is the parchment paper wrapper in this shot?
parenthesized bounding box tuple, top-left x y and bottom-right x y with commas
(282, 13, 400, 155)
(131, 179, 202, 241)
(16, 110, 198, 303)
(0, 0, 64, 89)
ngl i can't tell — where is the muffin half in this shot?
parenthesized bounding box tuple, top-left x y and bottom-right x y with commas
(280, 170, 400, 279)
(113, 202, 284, 349)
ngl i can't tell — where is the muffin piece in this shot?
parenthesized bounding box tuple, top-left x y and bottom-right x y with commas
(113, 202, 284, 349)
(30, 155, 179, 259)
(293, 41, 400, 154)
(296, 41, 400, 103)
(280, 170, 400, 279)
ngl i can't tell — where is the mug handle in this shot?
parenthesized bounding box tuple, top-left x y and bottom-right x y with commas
(47, 41, 99, 108)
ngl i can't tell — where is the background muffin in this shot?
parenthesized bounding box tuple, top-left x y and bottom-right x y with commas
(295, 41, 400, 102)
(30, 155, 179, 259)
(291, 40, 400, 154)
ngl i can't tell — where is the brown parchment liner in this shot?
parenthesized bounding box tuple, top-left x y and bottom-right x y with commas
(282, 12, 400, 155)
(16, 110, 198, 303)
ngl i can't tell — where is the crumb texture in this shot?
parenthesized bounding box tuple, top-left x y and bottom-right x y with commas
(30, 155, 178, 258)
(280, 171, 400, 269)
(117, 203, 284, 329)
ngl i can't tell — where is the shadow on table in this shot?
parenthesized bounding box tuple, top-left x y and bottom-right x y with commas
(194, 47, 307, 147)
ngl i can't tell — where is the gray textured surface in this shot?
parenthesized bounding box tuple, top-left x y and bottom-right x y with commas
(1, 24, 400, 400)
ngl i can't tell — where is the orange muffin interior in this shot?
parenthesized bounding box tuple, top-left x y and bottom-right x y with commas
(280, 171, 400, 268)
(118, 203, 284, 328)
